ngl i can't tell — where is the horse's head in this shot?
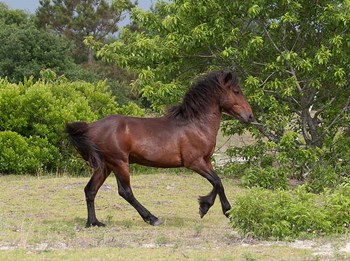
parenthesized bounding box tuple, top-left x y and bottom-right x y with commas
(219, 71, 254, 124)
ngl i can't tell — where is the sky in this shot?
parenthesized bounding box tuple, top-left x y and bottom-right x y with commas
(0, 0, 154, 26)
(1, 0, 39, 13)
(1, 0, 154, 13)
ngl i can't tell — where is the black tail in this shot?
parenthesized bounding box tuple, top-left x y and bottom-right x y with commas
(65, 122, 104, 169)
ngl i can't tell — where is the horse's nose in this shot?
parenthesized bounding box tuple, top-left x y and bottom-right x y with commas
(248, 114, 255, 123)
(241, 113, 254, 124)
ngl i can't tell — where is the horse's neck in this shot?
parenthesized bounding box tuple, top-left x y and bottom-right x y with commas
(195, 106, 222, 138)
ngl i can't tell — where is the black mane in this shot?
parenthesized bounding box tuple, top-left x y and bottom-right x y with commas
(166, 70, 238, 121)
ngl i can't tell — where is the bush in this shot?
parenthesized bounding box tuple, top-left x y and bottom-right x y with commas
(0, 74, 144, 174)
(0, 131, 59, 174)
(0, 131, 33, 174)
(228, 185, 350, 240)
(240, 166, 288, 190)
(305, 165, 341, 193)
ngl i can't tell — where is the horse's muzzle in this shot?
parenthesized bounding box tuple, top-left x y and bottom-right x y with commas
(240, 113, 255, 124)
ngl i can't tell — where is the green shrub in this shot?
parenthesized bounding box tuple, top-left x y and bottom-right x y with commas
(0, 74, 144, 174)
(324, 185, 350, 233)
(0, 131, 33, 174)
(240, 166, 288, 190)
(228, 185, 350, 240)
(26, 136, 60, 171)
(305, 165, 341, 193)
(221, 162, 250, 178)
(0, 131, 61, 174)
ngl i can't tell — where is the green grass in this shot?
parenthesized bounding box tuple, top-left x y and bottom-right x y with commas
(0, 172, 349, 260)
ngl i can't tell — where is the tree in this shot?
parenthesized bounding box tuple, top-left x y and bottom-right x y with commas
(0, 4, 74, 83)
(36, 0, 135, 63)
(86, 0, 350, 177)
(0, 2, 27, 25)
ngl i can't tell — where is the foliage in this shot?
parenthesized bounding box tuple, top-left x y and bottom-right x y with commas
(240, 167, 288, 190)
(87, 0, 350, 178)
(36, 0, 135, 63)
(228, 185, 350, 240)
(0, 4, 74, 83)
(0, 131, 59, 174)
(0, 73, 144, 174)
(304, 132, 350, 193)
(64, 62, 137, 106)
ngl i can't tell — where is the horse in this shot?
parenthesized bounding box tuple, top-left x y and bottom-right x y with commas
(66, 70, 254, 227)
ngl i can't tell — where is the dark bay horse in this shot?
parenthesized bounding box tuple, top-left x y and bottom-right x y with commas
(66, 70, 254, 227)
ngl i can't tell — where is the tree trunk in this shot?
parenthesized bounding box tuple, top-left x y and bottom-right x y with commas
(87, 49, 94, 65)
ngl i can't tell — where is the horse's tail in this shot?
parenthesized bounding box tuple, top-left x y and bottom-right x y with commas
(65, 122, 104, 169)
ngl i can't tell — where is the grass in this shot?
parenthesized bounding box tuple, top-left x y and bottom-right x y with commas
(0, 172, 349, 260)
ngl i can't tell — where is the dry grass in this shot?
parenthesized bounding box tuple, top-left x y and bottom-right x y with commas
(0, 172, 349, 260)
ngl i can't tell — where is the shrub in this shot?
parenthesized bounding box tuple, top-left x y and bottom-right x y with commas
(323, 185, 350, 233)
(304, 133, 350, 193)
(305, 165, 341, 193)
(0, 131, 33, 174)
(240, 166, 288, 190)
(0, 131, 59, 174)
(228, 185, 350, 240)
(0, 74, 144, 174)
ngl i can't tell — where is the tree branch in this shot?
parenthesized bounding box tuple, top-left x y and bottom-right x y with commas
(259, 21, 281, 53)
(312, 96, 350, 145)
(250, 121, 280, 144)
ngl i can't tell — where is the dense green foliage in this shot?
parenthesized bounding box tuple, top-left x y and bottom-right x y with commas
(228, 185, 350, 240)
(36, 0, 135, 63)
(0, 73, 143, 174)
(0, 3, 74, 82)
(0, 131, 59, 174)
(87, 0, 350, 184)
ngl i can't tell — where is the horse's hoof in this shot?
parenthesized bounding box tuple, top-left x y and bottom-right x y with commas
(199, 202, 210, 218)
(223, 204, 232, 218)
(199, 208, 207, 218)
(86, 220, 106, 228)
(151, 218, 163, 226)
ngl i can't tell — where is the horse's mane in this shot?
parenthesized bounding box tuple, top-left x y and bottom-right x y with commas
(166, 70, 238, 121)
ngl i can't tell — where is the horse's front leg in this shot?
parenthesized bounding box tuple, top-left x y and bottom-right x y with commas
(189, 159, 231, 218)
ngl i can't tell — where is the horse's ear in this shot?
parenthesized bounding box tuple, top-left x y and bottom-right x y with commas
(223, 71, 233, 84)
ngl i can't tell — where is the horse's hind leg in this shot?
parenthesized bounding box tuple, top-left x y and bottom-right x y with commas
(85, 167, 110, 227)
(112, 162, 162, 226)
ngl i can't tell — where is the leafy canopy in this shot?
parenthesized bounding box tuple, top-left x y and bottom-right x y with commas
(0, 4, 73, 82)
(87, 0, 350, 177)
(36, 0, 135, 62)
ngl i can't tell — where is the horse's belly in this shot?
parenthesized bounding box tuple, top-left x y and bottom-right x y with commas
(129, 149, 182, 168)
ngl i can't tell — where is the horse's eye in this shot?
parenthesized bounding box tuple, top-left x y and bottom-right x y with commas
(233, 89, 240, 95)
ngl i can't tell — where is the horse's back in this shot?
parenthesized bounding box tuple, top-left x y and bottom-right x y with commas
(86, 114, 184, 167)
